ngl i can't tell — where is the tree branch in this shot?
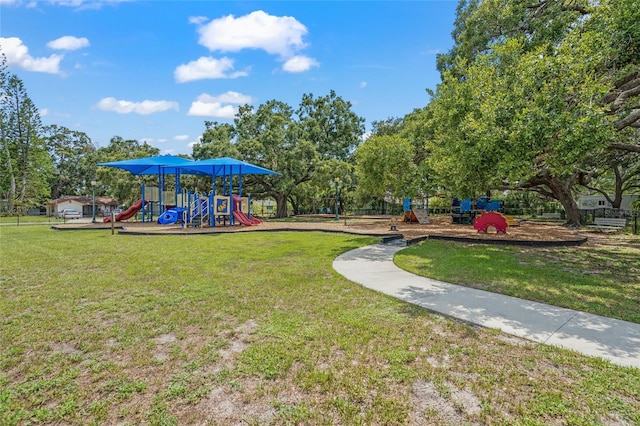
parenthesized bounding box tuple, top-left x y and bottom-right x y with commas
(579, 183, 615, 205)
(528, 186, 556, 199)
(614, 109, 640, 131)
(610, 142, 640, 153)
(614, 71, 639, 90)
(514, 174, 557, 199)
(607, 79, 640, 112)
(561, 3, 589, 15)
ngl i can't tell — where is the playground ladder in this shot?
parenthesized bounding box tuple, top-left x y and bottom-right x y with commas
(189, 196, 210, 227)
(200, 196, 210, 225)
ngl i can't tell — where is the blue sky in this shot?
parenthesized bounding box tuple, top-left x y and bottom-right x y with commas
(1, 0, 457, 156)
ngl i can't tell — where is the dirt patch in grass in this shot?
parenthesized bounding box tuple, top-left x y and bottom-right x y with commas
(408, 380, 481, 425)
(152, 332, 177, 361)
(50, 342, 84, 356)
(192, 377, 277, 424)
(218, 319, 258, 365)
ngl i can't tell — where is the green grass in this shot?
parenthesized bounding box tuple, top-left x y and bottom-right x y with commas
(1, 226, 639, 424)
(394, 239, 640, 323)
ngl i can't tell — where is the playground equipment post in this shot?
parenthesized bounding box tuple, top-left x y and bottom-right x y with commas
(91, 180, 97, 223)
(334, 177, 340, 221)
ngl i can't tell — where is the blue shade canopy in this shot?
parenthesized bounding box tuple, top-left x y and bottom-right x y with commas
(98, 155, 195, 175)
(178, 157, 280, 176)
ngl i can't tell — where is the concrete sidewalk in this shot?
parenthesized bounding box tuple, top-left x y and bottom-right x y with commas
(333, 244, 640, 369)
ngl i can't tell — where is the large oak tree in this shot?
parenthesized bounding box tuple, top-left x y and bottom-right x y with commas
(192, 91, 365, 217)
(44, 125, 97, 199)
(426, 0, 639, 225)
(94, 136, 160, 206)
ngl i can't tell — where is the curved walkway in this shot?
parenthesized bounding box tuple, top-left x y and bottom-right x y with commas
(333, 244, 640, 369)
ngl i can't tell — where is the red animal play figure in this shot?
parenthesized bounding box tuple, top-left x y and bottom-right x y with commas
(473, 211, 508, 234)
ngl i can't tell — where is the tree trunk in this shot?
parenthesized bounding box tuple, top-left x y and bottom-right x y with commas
(1, 128, 16, 212)
(611, 164, 623, 209)
(19, 172, 27, 202)
(290, 196, 300, 216)
(546, 176, 583, 226)
(275, 193, 289, 218)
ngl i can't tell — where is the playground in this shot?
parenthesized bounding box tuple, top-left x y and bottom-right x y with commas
(73, 155, 614, 245)
(55, 213, 587, 245)
(96, 156, 278, 229)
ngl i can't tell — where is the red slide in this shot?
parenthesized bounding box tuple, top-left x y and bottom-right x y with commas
(232, 210, 260, 226)
(104, 200, 144, 223)
(238, 210, 262, 224)
(241, 210, 262, 225)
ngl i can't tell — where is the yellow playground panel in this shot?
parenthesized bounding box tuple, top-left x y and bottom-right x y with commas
(214, 196, 231, 216)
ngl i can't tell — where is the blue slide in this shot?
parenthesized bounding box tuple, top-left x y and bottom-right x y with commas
(157, 207, 186, 225)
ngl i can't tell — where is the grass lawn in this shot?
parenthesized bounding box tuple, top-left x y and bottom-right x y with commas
(0, 226, 638, 425)
(394, 238, 640, 324)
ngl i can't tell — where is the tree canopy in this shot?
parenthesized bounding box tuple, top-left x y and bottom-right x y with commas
(423, 0, 640, 225)
(1, 60, 52, 211)
(354, 112, 435, 211)
(192, 91, 365, 217)
(355, 134, 418, 203)
(94, 136, 160, 206)
(44, 125, 97, 199)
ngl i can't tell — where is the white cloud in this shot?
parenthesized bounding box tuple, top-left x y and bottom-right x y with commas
(174, 135, 189, 141)
(95, 97, 179, 115)
(0, 37, 63, 74)
(47, 36, 90, 50)
(205, 91, 253, 105)
(188, 136, 203, 148)
(39, 108, 49, 117)
(188, 102, 237, 118)
(188, 141, 199, 148)
(47, 0, 133, 10)
(187, 91, 253, 118)
(360, 81, 367, 88)
(48, 0, 86, 6)
(0, 0, 126, 10)
(282, 55, 319, 73)
(174, 56, 248, 83)
(188, 15, 208, 25)
(197, 10, 308, 58)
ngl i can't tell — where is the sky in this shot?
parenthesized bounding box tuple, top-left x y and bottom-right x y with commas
(0, 0, 457, 156)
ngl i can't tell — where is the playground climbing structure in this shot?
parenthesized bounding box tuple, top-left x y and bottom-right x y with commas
(451, 196, 504, 224)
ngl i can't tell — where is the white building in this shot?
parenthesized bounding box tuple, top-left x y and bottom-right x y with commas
(47, 195, 118, 217)
(578, 194, 639, 211)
